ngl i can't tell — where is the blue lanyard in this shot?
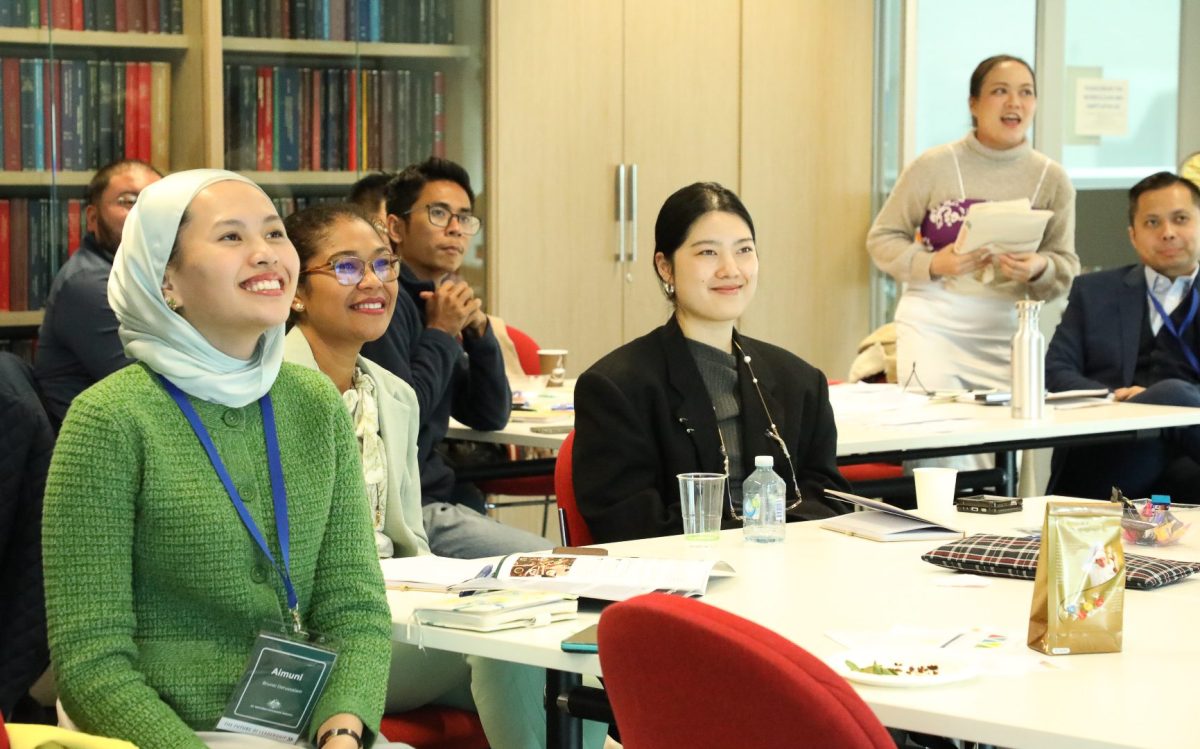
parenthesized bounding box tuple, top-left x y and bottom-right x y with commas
(1147, 285, 1200, 377)
(158, 376, 301, 633)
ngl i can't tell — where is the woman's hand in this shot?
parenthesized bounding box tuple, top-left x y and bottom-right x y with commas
(929, 227, 991, 279)
(995, 252, 1048, 283)
(316, 714, 364, 749)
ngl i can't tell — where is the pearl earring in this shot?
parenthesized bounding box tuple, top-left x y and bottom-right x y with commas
(292, 301, 306, 312)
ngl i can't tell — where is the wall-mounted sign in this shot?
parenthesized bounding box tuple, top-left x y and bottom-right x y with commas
(1074, 78, 1129, 137)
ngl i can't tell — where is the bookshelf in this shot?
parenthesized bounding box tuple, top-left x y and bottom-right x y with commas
(0, 0, 486, 341)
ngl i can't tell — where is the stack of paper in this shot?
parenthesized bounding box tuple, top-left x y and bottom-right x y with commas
(959, 199, 1053, 255)
(413, 590, 578, 632)
(957, 199, 1054, 284)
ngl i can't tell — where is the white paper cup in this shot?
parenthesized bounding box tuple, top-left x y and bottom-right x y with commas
(677, 473, 725, 545)
(913, 467, 958, 517)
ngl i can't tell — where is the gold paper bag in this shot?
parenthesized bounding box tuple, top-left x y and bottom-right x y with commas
(1028, 500, 1124, 655)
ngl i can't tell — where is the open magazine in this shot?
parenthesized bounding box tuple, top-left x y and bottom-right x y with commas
(448, 553, 737, 602)
(822, 489, 964, 542)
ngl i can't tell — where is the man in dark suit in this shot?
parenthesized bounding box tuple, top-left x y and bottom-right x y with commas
(1046, 171, 1200, 498)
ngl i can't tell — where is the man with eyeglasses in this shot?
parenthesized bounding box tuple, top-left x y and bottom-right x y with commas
(35, 159, 163, 429)
(1046, 171, 1200, 499)
(361, 157, 547, 557)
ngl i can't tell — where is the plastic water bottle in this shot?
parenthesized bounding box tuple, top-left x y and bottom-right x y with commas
(742, 456, 786, 543)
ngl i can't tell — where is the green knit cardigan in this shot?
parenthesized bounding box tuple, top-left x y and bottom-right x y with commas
(43, 362, 392, 748)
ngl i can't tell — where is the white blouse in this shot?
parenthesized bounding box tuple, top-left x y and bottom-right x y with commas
(341, 366, 392, 558)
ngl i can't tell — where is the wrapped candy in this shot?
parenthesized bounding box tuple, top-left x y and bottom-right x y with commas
(1110, 488, 1191, 547)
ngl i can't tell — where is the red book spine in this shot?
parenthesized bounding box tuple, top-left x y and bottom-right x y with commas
(346, 68, 357, 172)
(432, 70, 445, 158)
(256, 68, 268, 170)
(146, 0, 159, 33)
(70, 0, 83, 29)
(124, 62, 137, 158)
(310, 69, 322, 171)
(127, 0, 145, 32)
(2, 60, 20, 172)
(136, 62, 151, 161)
(52, 0, 70, 28)
(265, 68, 274, 170)
(66, 199, 81, 256)
(115, 0, 127, 31)
(0, 200, 10, 311)
(280, 0, 290, 39)
(40, 0, 50, 27)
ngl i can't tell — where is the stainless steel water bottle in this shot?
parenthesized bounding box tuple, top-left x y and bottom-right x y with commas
(1011, 299, 1045, 419)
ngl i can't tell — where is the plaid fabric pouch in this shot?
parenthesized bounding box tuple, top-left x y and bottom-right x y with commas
(922, 534, 1200, 590)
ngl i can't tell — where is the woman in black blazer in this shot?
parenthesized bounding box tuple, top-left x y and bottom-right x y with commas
(574, 183, 849, 543)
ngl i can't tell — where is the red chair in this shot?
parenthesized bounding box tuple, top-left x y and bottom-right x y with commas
(477, 324, 557, 533)
(503, 324, 544, 379)
(838, 462, 905, 483)
(597, 594, 893, 749)
(828, 379, 905, 485)
(554, 430, 595, 546)
(379, 706, 488, 749)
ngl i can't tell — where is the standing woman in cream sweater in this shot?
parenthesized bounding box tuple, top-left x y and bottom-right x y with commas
(867, 55, 1078, 396)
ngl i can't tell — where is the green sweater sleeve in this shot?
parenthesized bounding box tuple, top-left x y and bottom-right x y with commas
(43, 386, 206, 749)
(305, 385, 392, 746)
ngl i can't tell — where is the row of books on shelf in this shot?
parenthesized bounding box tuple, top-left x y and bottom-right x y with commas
(0, 194, 355, 313)
(269, 194, 345, 217)
(224, 64, 444, 172)
(0, 198, 82, 313)
(0, 0, 183, 34)
(1, 58, 170, 173)
(222, 0, 453, 43)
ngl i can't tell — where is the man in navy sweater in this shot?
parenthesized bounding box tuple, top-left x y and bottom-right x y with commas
(35, 160, 162, 429)
(360, 158, 546, 557)
(1046, 171, 1200, 498)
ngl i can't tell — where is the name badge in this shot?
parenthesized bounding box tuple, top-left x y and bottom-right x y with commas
(216, 627, 338, 744)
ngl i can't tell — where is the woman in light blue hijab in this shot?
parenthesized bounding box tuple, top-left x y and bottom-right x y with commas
(43, 170, 403, 749)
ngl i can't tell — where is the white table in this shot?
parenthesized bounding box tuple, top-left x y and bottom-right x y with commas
(448, 385, 1200, 493)
(448, 380, 575, 450)
(389, 506, 1200, 749)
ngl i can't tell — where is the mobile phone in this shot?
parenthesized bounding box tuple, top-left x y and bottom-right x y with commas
(560, 623, 598, 654)
(954, 495, 1022, 514)
(530, 425, 573, 434)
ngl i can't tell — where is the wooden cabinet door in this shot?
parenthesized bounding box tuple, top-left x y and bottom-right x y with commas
(620, 0, 742, 343)
(488, 0, 625, 372)
(736, 0, 874, 377)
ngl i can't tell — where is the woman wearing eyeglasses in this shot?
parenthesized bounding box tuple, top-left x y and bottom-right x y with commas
(574, 183, 850, 544)
(283, 203, 428, 561)
(282, 203, 607, 749)
(867, 55, 1077, 400)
